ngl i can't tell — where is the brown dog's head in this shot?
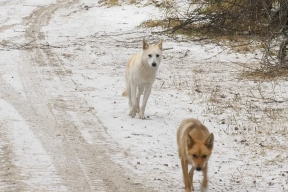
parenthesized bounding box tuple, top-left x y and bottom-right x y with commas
(187, 133, 214, 171)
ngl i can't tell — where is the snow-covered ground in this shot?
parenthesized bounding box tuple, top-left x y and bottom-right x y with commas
(0, 0, 287, 191)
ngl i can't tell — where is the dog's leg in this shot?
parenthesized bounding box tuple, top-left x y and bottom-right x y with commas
(129, 84, 137, 118)
(136, 87, 144, 113)
(127, 83, 132, 109)
(189, 166, 195, 191)
(181, 159, 191, 192)
(201, 164, 208, 192)
(139, 86, 151, 119)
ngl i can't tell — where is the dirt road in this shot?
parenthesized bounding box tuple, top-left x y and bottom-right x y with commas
(2, 0, 288, 191)
(0, 1, 152, 191)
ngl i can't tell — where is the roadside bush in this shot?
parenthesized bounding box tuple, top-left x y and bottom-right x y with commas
(149, 0, 288, 76)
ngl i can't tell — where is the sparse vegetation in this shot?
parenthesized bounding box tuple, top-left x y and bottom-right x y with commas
(143, 0, 288, 76)
(98, 0, 119, 6)
(129, 0, 136, 4)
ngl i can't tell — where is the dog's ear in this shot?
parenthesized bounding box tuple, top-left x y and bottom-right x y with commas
(187, 134, 195, 149)
(156, 39, 163, 50)
(143, 38, 149, 50)
(205, 133, 214, 149)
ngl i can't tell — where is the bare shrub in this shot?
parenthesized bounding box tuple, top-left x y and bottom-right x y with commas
(150, 0, 288, 76)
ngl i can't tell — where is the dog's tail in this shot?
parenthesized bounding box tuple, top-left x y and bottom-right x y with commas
(122, 89, 127, 97)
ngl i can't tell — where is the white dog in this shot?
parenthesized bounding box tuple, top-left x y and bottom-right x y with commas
(122, 38, 163, 119)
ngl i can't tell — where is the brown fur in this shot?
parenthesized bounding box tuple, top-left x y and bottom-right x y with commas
(177, 118, 214, 192)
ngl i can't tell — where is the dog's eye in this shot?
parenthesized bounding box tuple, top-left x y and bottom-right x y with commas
(156, 54, 159, 57)
(148, 54, 152, 58)
(202, 155, 207, 159)
(192, 154, 197, 158)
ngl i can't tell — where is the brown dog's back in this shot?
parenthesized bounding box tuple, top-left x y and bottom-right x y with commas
(177, 119, 209, 153)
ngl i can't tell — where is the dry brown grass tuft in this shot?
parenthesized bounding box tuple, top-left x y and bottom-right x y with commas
(140, 18, 182, 29)
(129, 0, 136, 4)
(98, 0, 119, 6)
(242, 68, 288, 80)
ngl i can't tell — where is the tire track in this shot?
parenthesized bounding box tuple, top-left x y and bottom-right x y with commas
(0, 119, 28, 192)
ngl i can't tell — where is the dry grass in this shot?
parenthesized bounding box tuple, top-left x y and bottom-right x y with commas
(144, 3, 288, 139)
(140, 1, 288, 78)
(129, 0, 136, 4)
(140, 19, 182, 29)
(98, 0, 119, 6)
(141, 18, 264, 55)
(186, 62, 288, 135)
(242, 68, 288, 80)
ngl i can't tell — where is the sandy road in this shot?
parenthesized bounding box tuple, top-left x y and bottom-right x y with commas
(0, 1, 152, 191)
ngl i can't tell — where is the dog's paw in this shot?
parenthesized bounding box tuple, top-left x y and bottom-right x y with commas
(139, 112, 145, 119)
(200, 187, 207, 192)
(129, 108, 136, 118)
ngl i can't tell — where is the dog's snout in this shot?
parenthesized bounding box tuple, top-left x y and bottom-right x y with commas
(196, 167, 202, 171)
(152, 62, 157, 67)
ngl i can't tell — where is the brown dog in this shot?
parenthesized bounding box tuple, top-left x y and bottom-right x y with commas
(177, 118, 214, 192)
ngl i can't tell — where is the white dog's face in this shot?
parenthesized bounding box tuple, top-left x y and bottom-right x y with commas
(142, 39, 163, 68)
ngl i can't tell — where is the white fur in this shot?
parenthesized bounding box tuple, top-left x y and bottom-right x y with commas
(123, 39, 163, 119)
